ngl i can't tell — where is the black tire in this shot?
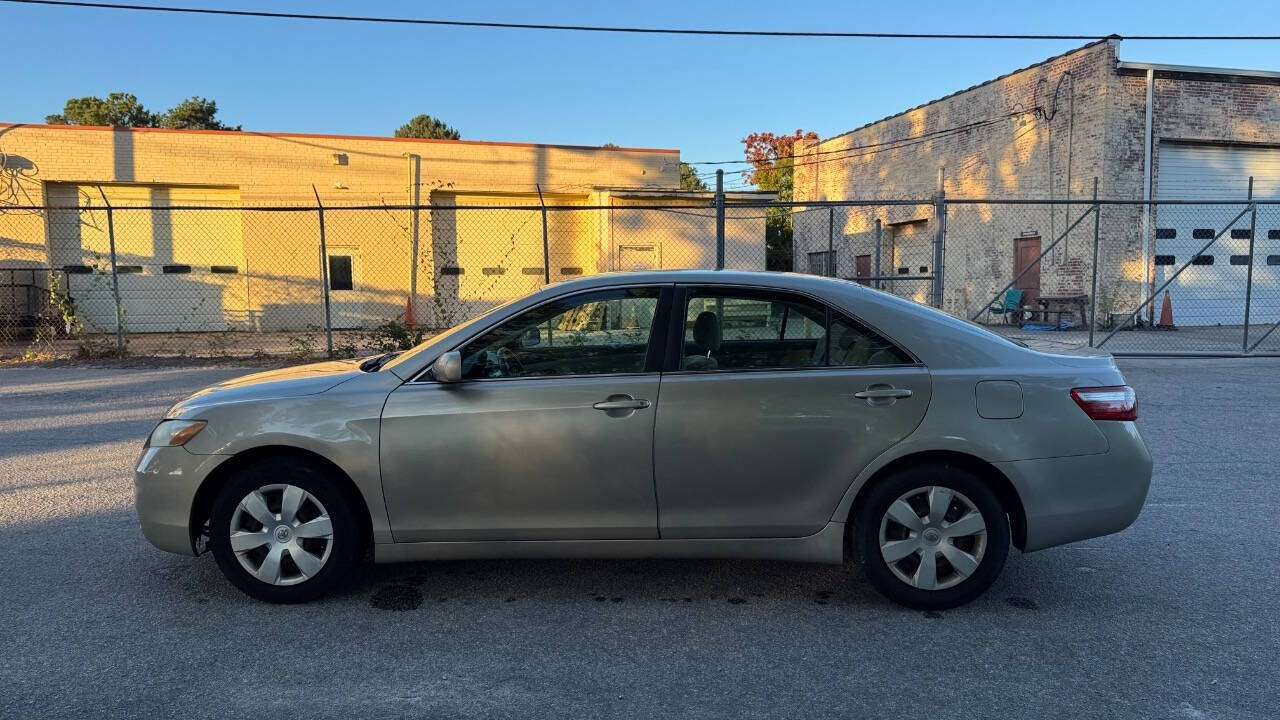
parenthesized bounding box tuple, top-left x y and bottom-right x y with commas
(854, 464, 1010, 611)
(209, 457, 362, 604)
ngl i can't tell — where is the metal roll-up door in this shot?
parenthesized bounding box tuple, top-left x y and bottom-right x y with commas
(1154, 143, 1280, 326)
(46, 183, 246, 332)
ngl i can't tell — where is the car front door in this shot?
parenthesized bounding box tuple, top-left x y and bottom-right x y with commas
(380, 286, 669, 542)
(654, 285, 931, 539)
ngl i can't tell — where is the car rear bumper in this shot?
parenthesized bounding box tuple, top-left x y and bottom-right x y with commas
(998, 421, 1152, 552)
(134, 446, 227, 556)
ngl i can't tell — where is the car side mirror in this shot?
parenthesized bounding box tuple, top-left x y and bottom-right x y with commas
(430, 350, 462, 383)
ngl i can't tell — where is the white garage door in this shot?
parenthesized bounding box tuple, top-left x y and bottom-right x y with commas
(47, 184, 247, 332)
(1154, 143, 1280, 326)
(428, 193, 589, 322)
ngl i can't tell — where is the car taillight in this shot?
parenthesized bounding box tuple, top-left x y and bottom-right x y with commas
(1070, 386, 1137, 421)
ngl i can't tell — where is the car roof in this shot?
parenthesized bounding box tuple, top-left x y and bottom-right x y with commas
(543, 269, 865, 293)
(385, 269, 1047, 379)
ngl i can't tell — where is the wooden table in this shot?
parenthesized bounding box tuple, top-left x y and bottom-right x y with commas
(1030, 294, 1089, 329)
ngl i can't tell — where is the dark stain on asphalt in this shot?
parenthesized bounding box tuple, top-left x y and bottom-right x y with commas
(369, 584, 423, 611)
(594, 595, 608, 602)
(611, 597, 624, 603)
(1006, 596, 1039, 611)
(923, 611, 944, 619)
(814, 589, 834, 605)
(727, 597, 747, 605)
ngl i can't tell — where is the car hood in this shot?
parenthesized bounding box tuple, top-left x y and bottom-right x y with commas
(167, 359, 365, 415)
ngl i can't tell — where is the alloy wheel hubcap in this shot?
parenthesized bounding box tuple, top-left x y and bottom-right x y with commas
(229, 484, 333, 586)
(878, 486, 987, 591)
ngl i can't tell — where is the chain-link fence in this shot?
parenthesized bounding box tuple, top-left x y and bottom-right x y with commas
(3, 189, 1279, 361)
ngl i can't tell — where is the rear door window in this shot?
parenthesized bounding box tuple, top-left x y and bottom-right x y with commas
(678, 287, 909, 371)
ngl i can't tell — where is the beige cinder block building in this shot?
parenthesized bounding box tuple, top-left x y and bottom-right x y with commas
(793, 39, 1280, 326)
(0, 123, 769, 332)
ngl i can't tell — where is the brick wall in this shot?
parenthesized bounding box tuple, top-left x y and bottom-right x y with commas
(794, 41, 1280, 325)
(0, 124, 678, 205)
(1100, 69, 1280, 320)
(793, 41, 1119, 318)
(0, 124, 694, 329)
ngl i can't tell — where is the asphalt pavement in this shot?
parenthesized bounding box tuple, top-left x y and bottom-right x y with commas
(1, 360, 1276, 719)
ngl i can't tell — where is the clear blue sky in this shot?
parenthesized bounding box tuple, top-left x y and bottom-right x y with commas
(6, 0, 1280, 187)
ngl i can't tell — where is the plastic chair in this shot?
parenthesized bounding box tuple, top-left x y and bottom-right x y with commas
(986, 289, 1023, 325)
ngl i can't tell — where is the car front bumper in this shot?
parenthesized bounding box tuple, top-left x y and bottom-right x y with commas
(134, 446, 228, 556)
(998, 421, 1153, 552)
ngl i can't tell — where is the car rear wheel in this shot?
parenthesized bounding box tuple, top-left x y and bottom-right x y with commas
(209, 458, 360, 603)
(855, 464, 1010, 610)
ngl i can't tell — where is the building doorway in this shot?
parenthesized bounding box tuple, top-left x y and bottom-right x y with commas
(326, 246, 364, 329)
(855, 254, 872, 286)
(1013, 236, 1042, 311)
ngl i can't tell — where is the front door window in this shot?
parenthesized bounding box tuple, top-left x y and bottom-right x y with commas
(460, 288, 660, 379)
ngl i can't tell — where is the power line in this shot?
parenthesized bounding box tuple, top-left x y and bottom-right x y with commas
(5, 2, 1280, 40)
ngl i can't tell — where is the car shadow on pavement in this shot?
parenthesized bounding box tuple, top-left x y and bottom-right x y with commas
(339, 556, 1027, 614)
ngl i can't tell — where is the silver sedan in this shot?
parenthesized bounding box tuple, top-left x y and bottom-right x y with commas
(135, 270, 1152, 609)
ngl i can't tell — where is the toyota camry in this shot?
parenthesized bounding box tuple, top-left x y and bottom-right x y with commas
(135, 270, 1151, 609)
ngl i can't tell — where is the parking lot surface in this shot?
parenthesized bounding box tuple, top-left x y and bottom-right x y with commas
(1, 360, 1276, 719)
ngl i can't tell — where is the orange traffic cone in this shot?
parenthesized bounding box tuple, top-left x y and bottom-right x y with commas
(1157, 290, 1174, 328)
(405, 297, 417, 330)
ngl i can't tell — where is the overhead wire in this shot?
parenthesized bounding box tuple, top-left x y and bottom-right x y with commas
(5, 3, 1280, 40)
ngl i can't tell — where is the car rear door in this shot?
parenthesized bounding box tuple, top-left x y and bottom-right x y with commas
(379, 285, 670, 542)
(653, 285, 931, 539)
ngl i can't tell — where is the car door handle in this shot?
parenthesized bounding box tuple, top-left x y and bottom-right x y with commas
(593, 398, 651, 411)
(853, 388, 913, 399)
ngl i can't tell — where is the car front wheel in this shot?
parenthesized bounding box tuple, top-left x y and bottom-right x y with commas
(209, 458, 360, 603)
(855, 464, 1010, 610)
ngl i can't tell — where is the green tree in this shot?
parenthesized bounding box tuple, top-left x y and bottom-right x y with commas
(742, 130, 818, 271)
(679, 162, 708, 191)
(160, 97, 240, 130)
(46, 92, 238, 130)
(46, 92, 157, 127)
(394, 114, 461, 140)
(601, 142, 621, 149)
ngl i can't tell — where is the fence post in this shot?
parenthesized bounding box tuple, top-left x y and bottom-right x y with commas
(827, 207, 835, 277)
(1088, 178, 1100, 347)
(536, 184, 550, 284)
(312, 186, 334, 358)
(932, 169, 946, 308)
(715, 169, 725, 270)
(1242, 177, 1257, 352)
(407, 153, 420, 328)
(95, 188, 125, 355)
(874, 218, 883, 290)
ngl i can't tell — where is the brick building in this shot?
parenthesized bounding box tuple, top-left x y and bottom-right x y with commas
(0, 124, 768, 333)
(793, 39, 1280, 326)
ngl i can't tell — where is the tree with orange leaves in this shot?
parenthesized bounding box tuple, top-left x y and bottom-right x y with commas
(741, 130, 818, 270)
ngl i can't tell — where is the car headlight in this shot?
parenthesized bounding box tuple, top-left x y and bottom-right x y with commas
(147, 419, 207, 447)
